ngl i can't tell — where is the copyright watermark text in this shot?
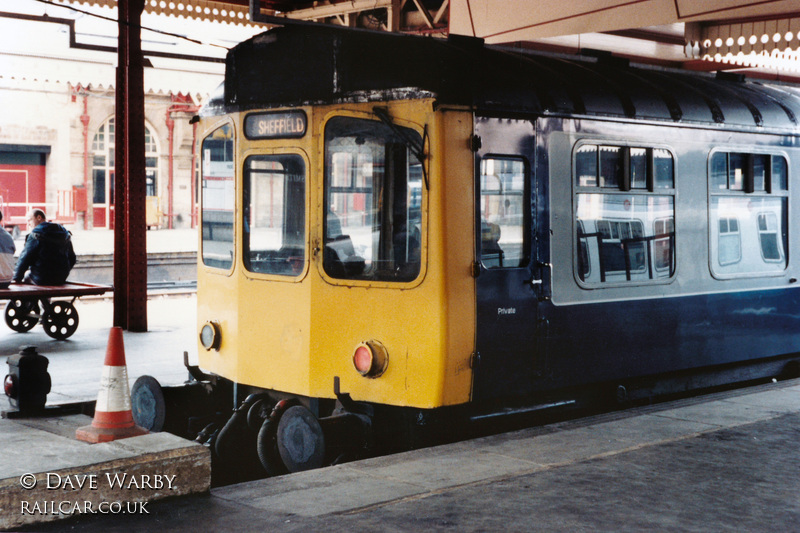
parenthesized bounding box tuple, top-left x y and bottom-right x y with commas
(21, 500, 148, 516)
(16, 472, 177, 517)
(19, 472, 177, 491)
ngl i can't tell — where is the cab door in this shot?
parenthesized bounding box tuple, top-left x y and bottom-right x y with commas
(472, 116, 545, 402)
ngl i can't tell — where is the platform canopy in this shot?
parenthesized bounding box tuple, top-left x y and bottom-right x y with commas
(53, 0, 449, 32)
(448, 1, 798, 42)
(449, 0, 800, 76)
(54, 0, 800, 78)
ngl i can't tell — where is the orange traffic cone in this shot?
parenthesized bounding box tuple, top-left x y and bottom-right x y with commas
(76, 327, 148, 443)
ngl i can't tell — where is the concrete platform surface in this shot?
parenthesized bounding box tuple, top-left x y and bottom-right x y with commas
(0, 295, 197, 405)
(0, 414, 210, 530)
(14, 378, 800, 533)
(2, 227, 200, 405)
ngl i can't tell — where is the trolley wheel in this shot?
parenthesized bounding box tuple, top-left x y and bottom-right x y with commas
(276, 405, 326, 473)
(131, 375, 166, 432)
(42, 301, 79, 340)
(5, 299, 39, 333)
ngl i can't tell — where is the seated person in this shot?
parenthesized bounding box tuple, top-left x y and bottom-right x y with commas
(0, 209, 15, 289)
(13, 209, 76, 286)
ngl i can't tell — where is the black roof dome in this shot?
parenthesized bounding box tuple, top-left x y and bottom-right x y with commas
(206, 24, 800, 133)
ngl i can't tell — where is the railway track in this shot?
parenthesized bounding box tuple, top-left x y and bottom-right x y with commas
(147, 280, 197, 292)
(70, 251, 196, 289)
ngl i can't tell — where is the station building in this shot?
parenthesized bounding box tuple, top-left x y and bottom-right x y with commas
(0, 1, 261, 234)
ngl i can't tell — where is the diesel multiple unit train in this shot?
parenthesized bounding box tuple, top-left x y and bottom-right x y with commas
(132, 24, 800, 475)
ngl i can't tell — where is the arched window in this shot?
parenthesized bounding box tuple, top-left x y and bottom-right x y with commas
(91, 117, 159, 227)
(144, 126, 158, 196)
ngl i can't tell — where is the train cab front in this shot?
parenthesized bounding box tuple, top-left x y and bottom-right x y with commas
(191, 100, 476, 478)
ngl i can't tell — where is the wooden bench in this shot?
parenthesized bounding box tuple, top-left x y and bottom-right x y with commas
(0, 282, 113, 340)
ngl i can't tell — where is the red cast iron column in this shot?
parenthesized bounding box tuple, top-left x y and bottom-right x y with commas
(79, 88, 91, 230)
(114, 0, 148, 331)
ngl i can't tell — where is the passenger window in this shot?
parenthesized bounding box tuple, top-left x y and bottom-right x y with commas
(201, 124, 235, 270)
(599, 147, 622, 188)
(654, 149, 674, 189)
(654, 218, 674, 271)
(753, 155, 768, 192)
(630, 148, 647, 189)
(757, 212, 782, 262)
(575, 143, 675, 285)
(576, 145, 598, 187)
(323, 116, 422, 282)
(243, 155, 306, 276)
(772, 157, 788, 191)
(480, 157, 527, 268)
(709, 151, 788, 277)
(728, 153, 746, 190)
(710, 152, 728, 190)
(576, 221, 591, 280)
(595, 218, 646, 273)
(718, 217, 741, 266)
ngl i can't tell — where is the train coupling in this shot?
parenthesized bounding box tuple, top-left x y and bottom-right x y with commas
(183, 351, 217, 389)
(212, 382, 374, 478)
(333, 376, 374, 417)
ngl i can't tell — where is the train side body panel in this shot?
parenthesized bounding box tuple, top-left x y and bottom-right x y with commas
(437, 110, 479, 406)
(539, 117, 800, 391)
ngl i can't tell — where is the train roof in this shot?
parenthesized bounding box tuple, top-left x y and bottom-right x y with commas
(207, 24, 800, 133)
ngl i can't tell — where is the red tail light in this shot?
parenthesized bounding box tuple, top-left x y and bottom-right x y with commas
(353, 346, 373, 375)
(353, 341, 388, 378)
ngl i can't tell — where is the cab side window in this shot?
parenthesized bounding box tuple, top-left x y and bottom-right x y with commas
(479, 157, 528, 268)
(201, 124, 235, 270)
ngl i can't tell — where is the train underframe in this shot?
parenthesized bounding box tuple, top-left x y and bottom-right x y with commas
(130, 351, 800, 485)
(130, 355, 467, 485)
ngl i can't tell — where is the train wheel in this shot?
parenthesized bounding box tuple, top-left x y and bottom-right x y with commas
(5, 299, 39, 333)
(276, 405, 326, 472)
(131, 375, 166, 432)
(42, 301, 79, 340)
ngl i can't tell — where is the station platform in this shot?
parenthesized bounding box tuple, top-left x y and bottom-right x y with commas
(9, 227, 199, 288)
(0, 414, 209, 531)
(16, 228, 199, 257)
(0, 293, 202, 530)
(4, 375, 799, 531)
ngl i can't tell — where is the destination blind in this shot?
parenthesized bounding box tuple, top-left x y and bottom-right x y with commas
(245, 111, 307, 139)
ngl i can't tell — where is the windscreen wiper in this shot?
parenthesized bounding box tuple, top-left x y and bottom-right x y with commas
(373, 106, 429, 189)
